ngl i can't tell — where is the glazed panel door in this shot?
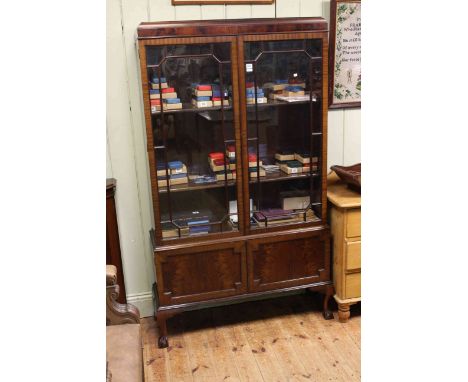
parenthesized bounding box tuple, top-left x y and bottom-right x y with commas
(238, 33, 329, 235)
(138, 36, 245, 246)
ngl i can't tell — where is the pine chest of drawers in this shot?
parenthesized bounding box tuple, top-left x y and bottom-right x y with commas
(327, 172, 361, 322)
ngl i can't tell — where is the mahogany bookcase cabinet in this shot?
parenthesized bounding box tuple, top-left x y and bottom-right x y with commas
(137, 18, 333, 348)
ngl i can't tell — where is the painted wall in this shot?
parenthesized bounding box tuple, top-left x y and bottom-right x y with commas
(106, 0, 361, 316)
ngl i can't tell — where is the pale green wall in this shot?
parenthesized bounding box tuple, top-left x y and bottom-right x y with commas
(106, 0, 361, 316)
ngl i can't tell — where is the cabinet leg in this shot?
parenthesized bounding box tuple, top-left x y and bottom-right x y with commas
(322, 285, 334, 320)
(156, 312, 169, 348)
(338, 303, 351, 323)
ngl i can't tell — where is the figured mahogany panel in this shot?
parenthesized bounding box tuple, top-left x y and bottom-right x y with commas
(156, 242, 247, 306)
(247, 229, 330, 292)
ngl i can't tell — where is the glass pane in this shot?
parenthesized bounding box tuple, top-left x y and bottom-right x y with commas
(244, 39, 323, 229)
(145, 42, 239, 240)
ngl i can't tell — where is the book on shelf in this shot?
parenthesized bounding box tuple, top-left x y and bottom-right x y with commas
(294, 152, 317, 164)
(253, 208, 300, 226)
(212, 98, 230, 107)
(282, 196, 311, 210)
(246, 97, 268, 104)
(195, 84, 212, 91)
(214, 171, 236, 181)
(226, 145, 236, 159)
(156, 161, 187, 176)
(192, 99, 213, 108)
(208, 152, 224, 160)
(249, 167, 266, 177)
(163, 98, 183, 110)
(157, 175, 188, 187)
(192, 89, 213, 97)
(275, 151, 295, 161)
(280, 161, 303, 175)
(275, 94, 311, 103)
(261, 164, 280, 173)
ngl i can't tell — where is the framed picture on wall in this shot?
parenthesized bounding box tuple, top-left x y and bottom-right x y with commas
(329, 0, 361, 109)
(172, 0, 274, 4)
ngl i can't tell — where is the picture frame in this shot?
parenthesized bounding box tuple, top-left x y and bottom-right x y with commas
(172, 0, 274, 4)
(329, 0, 361, 109)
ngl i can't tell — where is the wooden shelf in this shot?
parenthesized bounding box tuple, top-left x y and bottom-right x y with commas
(150, 99, 314, 116)
(151, 103, 232, 115)
(158, 179, 236, 194)
(249, 171, 320, 184)
(158, 171, 319, 193)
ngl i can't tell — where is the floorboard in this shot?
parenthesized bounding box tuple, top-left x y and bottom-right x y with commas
(142, 294, 361, 382)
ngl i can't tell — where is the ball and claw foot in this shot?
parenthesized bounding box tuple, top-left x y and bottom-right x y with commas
(322, 310, 334, 320)
(158, 336, 169, 348)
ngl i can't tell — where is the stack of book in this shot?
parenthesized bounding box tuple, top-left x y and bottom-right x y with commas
(248, 153, 265, 178)
(253, 208, 301, 227)
(208, 152, 236, 181)
(265, 79, 289, 100)
(212, 85, 230, 106)
(294, 152, 319, 172)
(156, 161, 188, 187)
(265, 78, 307, 100)
(150, 76, 168, 90)
(278, 160, 303, 175)
(192, 84, 213, 108)
(246, 83, 267, 104)
(149, 77, 182, 112)
(187, 219, 210, 235)
(275, 150, 295, 162)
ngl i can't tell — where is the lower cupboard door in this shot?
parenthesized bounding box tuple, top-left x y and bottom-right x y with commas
(247, 229, 330, 292)
(155, 241, 247, 306)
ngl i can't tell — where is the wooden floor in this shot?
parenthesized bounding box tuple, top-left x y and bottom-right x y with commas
(142, 294, 360, 382)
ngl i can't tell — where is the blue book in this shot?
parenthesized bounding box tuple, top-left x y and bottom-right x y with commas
(151, 77, 167, 84)
(164, 98, 181, 104)
(149, 89, 160, 95)
(194, 96, 211, 101)
(246, 87, 262, 94)
(246, 93, 264, 99)
(170, 173, 187, 179)
(168, 161, 183, 170)
(187, 219, 209, 226)
(285, 85, 303, 92)
(275, 79, 289, 84)
(212, 90, 221, 98)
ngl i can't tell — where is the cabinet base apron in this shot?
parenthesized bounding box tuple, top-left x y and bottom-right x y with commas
(153, 281, 334, 348)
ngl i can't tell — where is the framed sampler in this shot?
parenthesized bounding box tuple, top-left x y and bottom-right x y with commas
(172, 0, 274, 4)
(329, 0, 361, 108)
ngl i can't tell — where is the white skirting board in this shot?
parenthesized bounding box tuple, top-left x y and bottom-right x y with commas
(126, 291, 154, 318)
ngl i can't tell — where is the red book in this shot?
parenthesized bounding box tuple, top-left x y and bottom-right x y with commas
(212, 97, 221, 101)
(197, 85, 212, 91)
(162, 87, 175, 93)
(214, 159, 227, 166)
(150, 99, 161, 105)
(227, 145, 235, 152)
(248, 153, 257, 162)
(209, 152, 224, 160)
(246, 82, 254, 88)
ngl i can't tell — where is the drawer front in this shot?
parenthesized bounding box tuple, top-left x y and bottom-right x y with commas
(247, 229, 330, 292)
(346, 210, 361, 238)
(345, 240, 361, 271)
(345, 273, 361, 299)
(156, 242, 247, 306)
